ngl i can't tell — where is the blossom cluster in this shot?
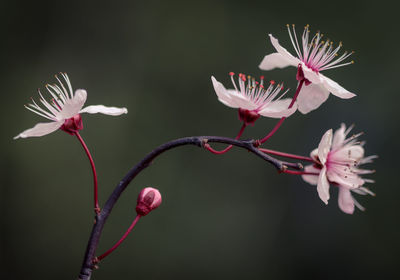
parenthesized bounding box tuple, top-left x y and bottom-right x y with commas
(14, 26, 376, 218)
(210, 24, 375, 214)
(13, 24, 377, 279)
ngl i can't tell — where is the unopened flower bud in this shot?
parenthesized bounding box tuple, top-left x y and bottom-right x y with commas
(136, 187, 162, 216)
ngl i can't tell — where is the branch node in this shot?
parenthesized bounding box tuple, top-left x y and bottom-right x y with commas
(279, 165, 288, 173)
(201, 138, 209, 148)
(92, 257, 100, 265)
(78, 135, 287, 278)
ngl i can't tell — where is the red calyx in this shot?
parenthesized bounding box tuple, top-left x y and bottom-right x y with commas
(238, 108, 260, 125)
(296, 65, 311, 86)
(60, 114, 83, 135)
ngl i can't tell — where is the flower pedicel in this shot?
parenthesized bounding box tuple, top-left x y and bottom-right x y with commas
(14, 73, 128, 214)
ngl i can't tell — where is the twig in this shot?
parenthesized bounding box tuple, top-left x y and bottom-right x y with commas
(78, 136, 291, 280)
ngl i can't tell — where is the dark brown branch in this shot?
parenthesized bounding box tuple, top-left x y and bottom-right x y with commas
(78, 136, 292, 280)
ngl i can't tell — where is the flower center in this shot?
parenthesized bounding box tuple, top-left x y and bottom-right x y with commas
(60, 114, 83, 135)
(229, 72, 287, 113)
(238, 108, 260, 125)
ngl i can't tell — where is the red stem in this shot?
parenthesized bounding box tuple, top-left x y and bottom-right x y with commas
(75, 132, 100, 214)
(79, 136, 285, 279)
(259, 148, 314, 162)
(205, 123, 247, 154)
(282, 169, 319, 176)
(260, 79, 305, 144)
(96, 215, 142, 261)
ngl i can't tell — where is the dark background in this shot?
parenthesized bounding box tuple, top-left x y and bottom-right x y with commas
(1, 0, 398, 279)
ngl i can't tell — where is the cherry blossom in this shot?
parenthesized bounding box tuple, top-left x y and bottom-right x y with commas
(211, 73, 296, 125)
(259, 25, 356, 114)
(302, 124, 376, 214)
(14, 73, 128, 139)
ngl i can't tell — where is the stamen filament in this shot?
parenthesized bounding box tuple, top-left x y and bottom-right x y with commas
(24, 105, 55, 121)
(288, 25, 353, 72)
(287, 24, 303, 60)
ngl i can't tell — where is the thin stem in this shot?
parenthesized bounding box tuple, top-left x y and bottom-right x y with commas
(282, 169, 319, 176)
(75, 132, 100, 214)
(280, 161, 304, 170)
(204, 123, 247, 154)
(259, 118, 285, 144)
(78, 136, 287, 280)
(96, 215, 141, 262)
(260, 79, 305, 144)
(259, 148, 314, 162)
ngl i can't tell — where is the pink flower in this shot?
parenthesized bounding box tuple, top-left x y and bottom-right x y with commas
(211, 73, 297, 124)
(259, 25, 356, 114)
(302, 124, 376, 214)
(136, 187, 162, 216)
(14, 73, 128, 139)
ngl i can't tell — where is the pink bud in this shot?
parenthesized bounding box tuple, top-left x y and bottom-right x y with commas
(135, 187, 162, 216)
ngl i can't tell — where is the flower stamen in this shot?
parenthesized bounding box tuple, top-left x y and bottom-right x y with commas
(287, 25, 354, 72)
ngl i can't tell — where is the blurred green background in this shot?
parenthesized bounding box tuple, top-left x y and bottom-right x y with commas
(1, 0, 398, 279)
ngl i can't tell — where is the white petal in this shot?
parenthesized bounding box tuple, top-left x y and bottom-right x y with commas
(297, 83, 330, 114)
(310, 148, 318, 160)
(338, 187, 355, 214)
(332, 123, 346, 149)
(226, 90, 257, 110)
(14, 121, 63, 139)
(259, 53, 297, 71)
(59, 89, 87, 120)
(318, 129, 333, 165)
(211, 76, 236, 108)
(80, 105, 128, 116)
(320, 74, 356, 99)
(269, 34, 300, 66)
(326, 170, 363, 189)
(258, 98, 297, 118)
(317, 166, 330, 204)
(260, 98, 291, 111)
(334, 145, 365, 161)
(302, 165, 320, 186)
(301, 63, 323, 84)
